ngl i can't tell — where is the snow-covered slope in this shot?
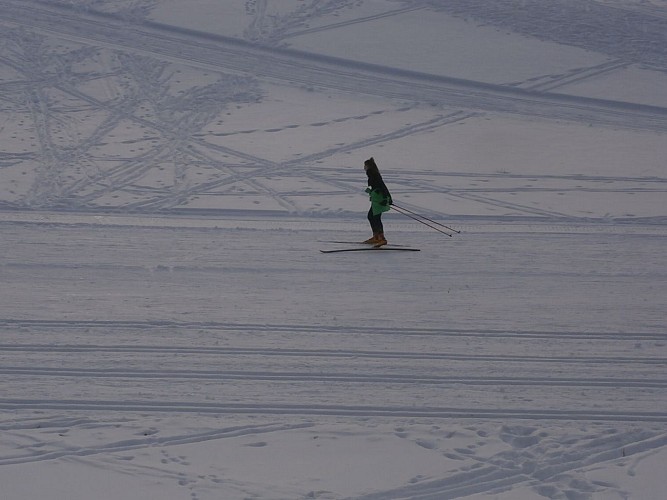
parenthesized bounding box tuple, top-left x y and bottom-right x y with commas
(1, 1, 666, 499)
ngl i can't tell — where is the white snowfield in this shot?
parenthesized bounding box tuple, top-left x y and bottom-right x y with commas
(0, 1, 666, 499)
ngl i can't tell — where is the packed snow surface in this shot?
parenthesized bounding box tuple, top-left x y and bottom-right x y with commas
(1, 1, 666, 499)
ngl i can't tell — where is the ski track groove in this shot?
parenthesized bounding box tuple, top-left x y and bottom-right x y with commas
(2, 366, 666, 389)
(520, 59, 631, 92)
(277, 5, 427, 42)
(0, 399, 665, 423)
(0, 343, 664, 365)
(1, 319, 665, 341)
(397, 177, 575, 220)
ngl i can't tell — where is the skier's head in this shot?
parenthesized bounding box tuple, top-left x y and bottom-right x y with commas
(364, 157, 378, 175)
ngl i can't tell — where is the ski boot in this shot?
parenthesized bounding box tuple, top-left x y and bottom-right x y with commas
(374, 233, 387, 247)
(363, 233, 379, 244)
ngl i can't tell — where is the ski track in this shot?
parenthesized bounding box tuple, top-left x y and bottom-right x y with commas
(2, 399, 667, 423)
(432, 0, 667, 68)
(2, 366, 667, 390)
(3, 317, 667, 340)
(1, 317, 665, 424)
(0, 421, 314, 467)
(350, 432, 667, 500)
(518, 59, 631, 92)
(1, 343, 665, 366)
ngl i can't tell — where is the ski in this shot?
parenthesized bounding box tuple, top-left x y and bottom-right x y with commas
(321, 246, 420, 253)
(318, 240, 410, 247)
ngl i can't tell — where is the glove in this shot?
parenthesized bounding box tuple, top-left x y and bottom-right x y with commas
(365, 187, 372, 194)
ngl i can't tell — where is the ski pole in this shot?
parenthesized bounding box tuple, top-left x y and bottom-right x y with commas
(392, 203, 461, 234)
(391, 205, 454, 237)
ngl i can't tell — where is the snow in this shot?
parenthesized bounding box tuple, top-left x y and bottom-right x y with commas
(1, 0, 666, 499)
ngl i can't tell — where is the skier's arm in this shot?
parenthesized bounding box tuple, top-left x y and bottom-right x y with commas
(380, 182, 392, 205)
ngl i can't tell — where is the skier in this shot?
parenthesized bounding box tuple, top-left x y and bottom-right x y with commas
(363, 157, 392, 246)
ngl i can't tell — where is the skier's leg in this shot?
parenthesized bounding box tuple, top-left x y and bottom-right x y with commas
(364, 209, 380, 243)
(375, 214, 387, 246)
(375, 214, 384, 234)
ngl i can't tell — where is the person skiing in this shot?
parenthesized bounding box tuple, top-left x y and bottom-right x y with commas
(363, 157, 392, 246)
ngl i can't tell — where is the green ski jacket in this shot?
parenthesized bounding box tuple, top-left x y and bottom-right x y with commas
(366, 186, 392, 216)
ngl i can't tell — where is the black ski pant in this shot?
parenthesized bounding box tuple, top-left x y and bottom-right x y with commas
(367, 208, 384, 234)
